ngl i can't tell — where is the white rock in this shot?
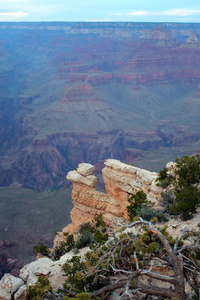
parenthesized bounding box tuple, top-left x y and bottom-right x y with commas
(14, 285, 28, 300)
(19, 256, 68, 291)
(77, 163, 95, 176)
(0, 274, 24, 295)
(19, 269, 28, 282)
(136, 168, 157, 184)
(131, 179, 143, 189)
(166, 161, 177, 171)
(151, 177, 163, 190)
(0, 288, 11, 300)
(20, 257, 54, 286)
(66, 170, 97, 187)
(104, 159, 137, 174)
(19, 249, 94, 292)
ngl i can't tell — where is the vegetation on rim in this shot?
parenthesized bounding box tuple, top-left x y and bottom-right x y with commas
(157, 154, 200, 220)
(31, 217, 200, 299)
(30, 155, 200, 299)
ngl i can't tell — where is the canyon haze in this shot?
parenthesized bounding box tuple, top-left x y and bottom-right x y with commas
(0, 22, 200, 273)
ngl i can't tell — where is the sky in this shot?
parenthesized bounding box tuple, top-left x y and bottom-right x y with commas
(0, 0, 200, 23)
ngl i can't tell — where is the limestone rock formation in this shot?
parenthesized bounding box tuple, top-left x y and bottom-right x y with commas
(19, 257, 65, 291)
(14, 285, 28, 300)
(57, 162, 125, 240)
(58, 160, 162, 241)
(67, 168, 97, 188)
(0, 247, 90, 299)
(0, 274, 24, 300)
(102, 159, 162, 213)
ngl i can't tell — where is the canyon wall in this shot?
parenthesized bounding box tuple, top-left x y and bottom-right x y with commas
(1, 23, 200, 191)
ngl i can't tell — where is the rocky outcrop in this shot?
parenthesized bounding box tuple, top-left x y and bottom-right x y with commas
(19, 257, 65, 291)
(0, 247, 89, 299)
(58, 160, 162, 239)
(56, 162, 125, 238)
(102, 159, 162, 214)
(13, 285, 28, 300)
(1, 158, 200, 299)
(0, 274, 26, 300)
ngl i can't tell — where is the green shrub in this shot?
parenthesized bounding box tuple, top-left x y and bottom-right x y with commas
(137, 206, 168, 222)
(29, 275, 52, 299)
(62, 256, 88, 293)
(92, 214, 106, 232)
(161, 190, 175, 211)
(94, 229, 108, 244)
(78, 222, 94, 234)
(64, 293, 90, 300)
(75, 214, 108, 250)
(76, 231, 94, 249)
(126, 189, 167, 223)
(62, 250, 107, 295)
(63, 256, 85, 275)
(33, 242, 50, 256)
(156, 167, 173, 188)
(53, 232, 75, 260)
(127, 191, 150, 221)
(170, 185, 200, 220)
(64, 292, 101, 300)
(175, 155, 200, 186)
(158, 155, 200, 220)
(53, 215, 108, 259)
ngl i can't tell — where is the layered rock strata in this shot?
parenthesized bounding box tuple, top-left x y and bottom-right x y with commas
(57, 159, 162, 242)
(102, 159, 162, 216)
(55, 163, 124, 241)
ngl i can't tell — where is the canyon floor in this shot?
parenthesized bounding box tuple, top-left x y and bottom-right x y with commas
(0, 187, 73, 276)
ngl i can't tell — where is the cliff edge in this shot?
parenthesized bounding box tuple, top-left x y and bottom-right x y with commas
(1, 158, 200, 299)
(54, 159, 162, 246)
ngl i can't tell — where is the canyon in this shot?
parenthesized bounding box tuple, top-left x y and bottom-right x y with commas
(1, 22, 200, 191)
(1, 22, 200, 275)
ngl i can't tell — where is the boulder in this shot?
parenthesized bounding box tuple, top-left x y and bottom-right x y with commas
(77, 163, 95, 176)
(66, 170, 97, 187)
(0, 274, 24, 300)
(14, 285, 28, 300)
(19, 248, 91, 292)
(20, 257, 65, 290)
